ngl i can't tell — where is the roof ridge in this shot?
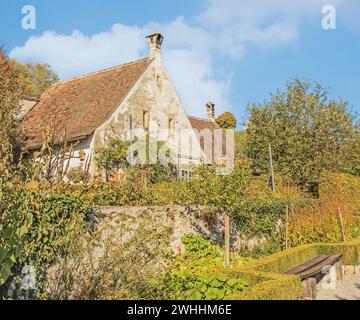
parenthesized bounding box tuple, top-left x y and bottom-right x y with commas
(55, 57, 153, 86)
(188, 115, 215, 122)
(21, 95, 40, 102)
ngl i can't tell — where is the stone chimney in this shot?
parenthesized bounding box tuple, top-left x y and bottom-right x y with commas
(146, 32, 164, 59)
(206, 102, 215, 120)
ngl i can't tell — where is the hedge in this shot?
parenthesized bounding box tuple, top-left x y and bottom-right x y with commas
(224, 270, 302, 300)
(225, 237, 360, 300)
(319, 172, 360, 213)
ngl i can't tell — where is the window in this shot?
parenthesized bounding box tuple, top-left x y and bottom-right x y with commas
(181, 169, 192, 181)
(169, 118, 175, 130)
(200, 136, 205, 151)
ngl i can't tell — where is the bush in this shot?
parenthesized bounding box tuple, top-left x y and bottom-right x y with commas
(153, 234, 249, 300)
(66, 167, 90, 184)
(46, 213, 172, 300)
(287, 200, 356, 247)
(0, 183, 91, 299)
(56, 176, 146, 207)
(226, 271, 302, 301)
(23, 191, 91, 295)
(226, 237, 360, 300)
(0, 184, 34, 287)
(50, 169, 360, 259)
(161, 270, 248, 300)
(319, 172, 360, 214)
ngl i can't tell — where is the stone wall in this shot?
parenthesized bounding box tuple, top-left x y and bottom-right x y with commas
(91, 205, 241, 253)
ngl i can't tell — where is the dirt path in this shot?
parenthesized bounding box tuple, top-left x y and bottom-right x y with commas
(317, 274, 360, 300)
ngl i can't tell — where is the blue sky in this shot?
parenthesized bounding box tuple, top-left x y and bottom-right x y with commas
(1, 0, 360, 125)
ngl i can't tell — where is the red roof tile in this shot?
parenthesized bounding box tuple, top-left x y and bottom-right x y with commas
(188, 116, 220, 132)
(188, 116, 229, 158)
(23, 58, 153, 149)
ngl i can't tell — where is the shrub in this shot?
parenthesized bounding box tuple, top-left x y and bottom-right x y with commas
(1, 187, 91, 299)
(319, 172, 360, 214)
(56, 176, 146, 207)
(23, 192, 90, 290)
(226, 237, 360, 300)
(0, 49, 29, 287)
(46, 213, 171, 300)
(154, 234, 249, 300)
(173, 234, 251, 272)
(228, 272, 302, 300)
(161, 270, 248, 300)
(0, 184, 34, 287)
(96, 137, 131, 181)
(66, 166, 90, 184)
(287, 200, 356, 247)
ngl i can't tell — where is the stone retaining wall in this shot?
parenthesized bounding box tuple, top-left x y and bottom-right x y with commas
(91, 205, 240, 253)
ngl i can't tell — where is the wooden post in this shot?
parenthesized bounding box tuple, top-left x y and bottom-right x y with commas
(269, 144, 276, 192)
(338, 207, 347, 243)
(285, 206, 289, 250)
(225, 213, 230, 268)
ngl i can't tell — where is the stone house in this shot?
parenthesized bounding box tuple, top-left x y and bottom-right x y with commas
(22, 33, 228, 178)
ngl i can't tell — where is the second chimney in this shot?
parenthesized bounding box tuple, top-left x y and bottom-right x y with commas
(206, 102, 215, 119)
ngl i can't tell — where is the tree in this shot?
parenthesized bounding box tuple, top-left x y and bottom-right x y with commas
(96, 136, 177, 183)
(11, 60, 59, 97)
(245, 78, 360, 193)
(30, 125, 78, 183)
(96, 137, 132, 181)
(0, 48, 32, 286)
(234, 131, 247, 162)
(0, 48, 24, 181)
(216, 112, 237, 129)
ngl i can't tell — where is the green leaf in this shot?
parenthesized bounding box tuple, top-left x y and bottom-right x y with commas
(205, 288, 222, 300)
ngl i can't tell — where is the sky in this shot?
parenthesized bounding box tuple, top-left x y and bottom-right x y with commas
(1, 0, 360, 126)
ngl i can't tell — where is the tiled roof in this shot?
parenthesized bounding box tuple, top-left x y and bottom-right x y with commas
(188, 116, 228, 158)
(23, 58, 153, 149)
(188, 116, 220, 132)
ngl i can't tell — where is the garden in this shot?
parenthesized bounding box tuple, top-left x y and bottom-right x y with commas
(1, 48, 360, 300)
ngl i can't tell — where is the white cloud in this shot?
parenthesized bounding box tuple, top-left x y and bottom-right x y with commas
(163, 49, 231, 115)
(198, 0, 343, 27)
(9, 0, 346, 117)
(11, 25, 148, 79)
(11, 18, 229, 117)
(197, 0, 344, 56)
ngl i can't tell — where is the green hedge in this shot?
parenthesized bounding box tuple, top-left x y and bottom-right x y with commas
(225, 237, 360, 300)
(224, 269, 302, 300)
(244, 244, 319, 274)
(316, 240, 360, 265)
